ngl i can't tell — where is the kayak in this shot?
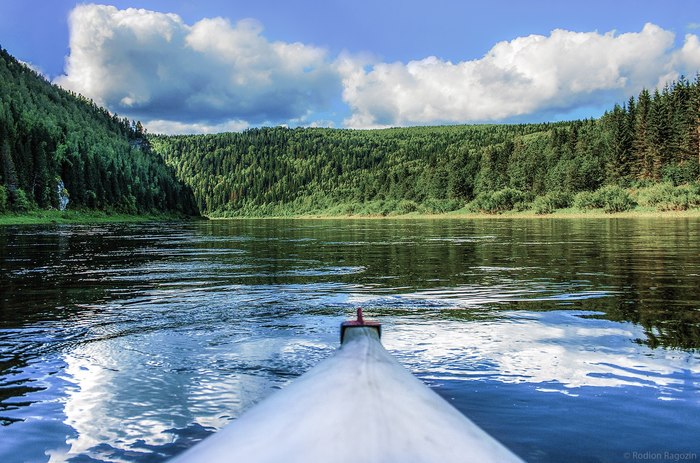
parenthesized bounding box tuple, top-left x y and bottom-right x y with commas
(170, 309, 524, 463)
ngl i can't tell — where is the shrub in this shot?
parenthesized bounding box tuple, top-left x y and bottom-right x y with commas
(573, 190, 604, 210)
(395, 199, 418, 214)
(0, 185, 8, 212)
(418, 198, 463, 214)
(467, 193, 489, 212)
(468, 188, 529, 213)
(356, 200, 383, 215)
(637, 182, 700, 211)
(10, 188, 32, 212)
(378, 199, 395, 216)
(337, 203, 358, 215)
(356, 199, 395, 216)
(119, 194, 138, 214)
(532, 197, 553, 215)
(597, 185, 636, 213)
(532, 191, 573, 215)
(637, 183, 679, 210)
(689, 183, 700, 207)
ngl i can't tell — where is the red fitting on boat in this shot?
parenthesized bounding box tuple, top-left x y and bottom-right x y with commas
(340, 307, 381, 344)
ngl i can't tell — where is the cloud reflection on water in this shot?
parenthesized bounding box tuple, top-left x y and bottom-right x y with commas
(49, 329, 313, 462)
(49, 307, 699, 462)
(386, 311, 699, 394)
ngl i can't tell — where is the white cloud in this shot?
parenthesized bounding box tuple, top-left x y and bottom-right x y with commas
(55, 8, 700, 131)
(18, 60, 48, 80)
(55, 4, 340, 127)
(308, 120, 336, 128)
(674, 33, 700, 77)
(145, 118, 250, 135)
(340, 24, 700, 128)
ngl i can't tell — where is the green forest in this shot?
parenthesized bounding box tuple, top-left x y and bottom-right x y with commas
(0, 47, 198, 216)
(151, 77, 700, 217)
(1, 42, 699, 219)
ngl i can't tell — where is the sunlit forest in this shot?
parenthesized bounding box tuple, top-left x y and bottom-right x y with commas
(151, 77, 700, 217)
(1, 43, 699, 218)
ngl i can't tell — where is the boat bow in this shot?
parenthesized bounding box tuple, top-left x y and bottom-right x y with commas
(170, 310, 524, 462)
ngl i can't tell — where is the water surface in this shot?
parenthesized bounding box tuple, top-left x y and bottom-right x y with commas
(1, 218, 699, 462)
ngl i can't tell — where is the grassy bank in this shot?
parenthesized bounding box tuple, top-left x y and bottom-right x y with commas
(6, 206, 696, 225)
(207, 206, 700, 220)
(207, 182, 700, 220)
(0, 209, 202, 225)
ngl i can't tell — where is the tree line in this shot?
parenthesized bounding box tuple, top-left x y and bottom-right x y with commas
(151, 76, 700, 216)
(0, 47, 198, 216)
(2, 39, 698, 219)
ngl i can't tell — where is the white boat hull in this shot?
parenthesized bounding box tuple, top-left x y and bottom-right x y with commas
(170, 326, 524, 462)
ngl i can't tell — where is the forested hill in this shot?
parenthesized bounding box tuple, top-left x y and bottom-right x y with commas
(151, 124, 562, 215)
(0, 47, 198, 216)
(151, 77, 700, 217)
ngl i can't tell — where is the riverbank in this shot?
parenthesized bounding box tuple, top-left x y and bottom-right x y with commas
(0, 210, 203, 225)
(207, 207, 700, 220)
(8, 206, 697, 225)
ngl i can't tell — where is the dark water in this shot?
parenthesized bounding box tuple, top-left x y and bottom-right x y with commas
(1, 218, 699, 463)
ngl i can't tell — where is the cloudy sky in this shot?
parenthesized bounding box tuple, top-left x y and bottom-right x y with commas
(1, 0, 699, 133)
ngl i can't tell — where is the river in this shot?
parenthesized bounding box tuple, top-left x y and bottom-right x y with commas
(1, 218, 699, 462)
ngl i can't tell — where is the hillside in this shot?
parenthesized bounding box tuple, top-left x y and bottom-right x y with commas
(151, 78, 700, 217)
(0, 47, 198, 216)
(3, 38, 697, 220)
(151, 123, 562, 215)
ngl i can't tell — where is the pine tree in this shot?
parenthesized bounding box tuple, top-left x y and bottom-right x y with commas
(606, 104, 632, 182)
(633, 89, 652, 178)
(1, 137, 17, 189)
(648, 88, 671, 178)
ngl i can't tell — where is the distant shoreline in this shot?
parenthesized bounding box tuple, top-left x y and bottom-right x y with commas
(0, 210, 203, 226)
(206, 207, 700, 220)
(3, 207, 699, 225)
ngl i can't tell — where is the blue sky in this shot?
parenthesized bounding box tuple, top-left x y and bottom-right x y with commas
(1, 1, 699, 133)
